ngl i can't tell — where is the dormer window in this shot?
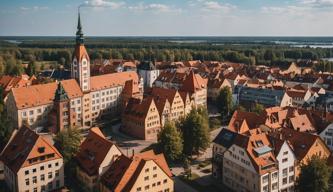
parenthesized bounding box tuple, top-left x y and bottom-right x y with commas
(38, 147, 45, 153)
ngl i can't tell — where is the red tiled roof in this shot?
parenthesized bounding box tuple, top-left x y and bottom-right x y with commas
(90, 71, 139, 92)
(0, 126, 62, 173)
(76, 127, 118, 176)
(11, 79, 82, 109)
(101, 150, 172, 192)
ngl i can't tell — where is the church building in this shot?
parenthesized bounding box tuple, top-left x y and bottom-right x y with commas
(5, 13, 143, 133)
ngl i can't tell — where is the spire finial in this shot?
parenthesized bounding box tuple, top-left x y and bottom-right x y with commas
(77, 8, 82, 31)
(76, 8, 84, 45)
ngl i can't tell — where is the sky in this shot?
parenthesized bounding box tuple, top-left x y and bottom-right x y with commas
(1, 0, 333, 36)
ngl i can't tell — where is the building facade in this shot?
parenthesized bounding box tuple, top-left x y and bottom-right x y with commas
(76, 127, 122, 191)
(0, 126, 64, 192)
(99, 150, 174, 192)
(5, 13, 143, 132)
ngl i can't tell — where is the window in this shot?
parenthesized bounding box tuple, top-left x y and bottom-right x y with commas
(33, 188, 37, 192)
(29, 110, 34, 115)
(41, 174, 45, 181)
(289, 175, 294, 183)
(25, 170, 29, 175)
(40, 166, 44, 171)
(41, 185, 46, 192)
(283, 151, 288, 155)
(157, 181, 161, 185)
(55, 170, 59, 177)
(144, 176, 149, 181)
(25, 178, 29, 186)
(283, 177, 288, 185)
(163, 179, 167, 183)
(48, 172, 52, 179)
(37, 108, 42, 113)
(289, 166, 294, 172)
(282, 158, 288, 163)
(137, 187, 141, 191)
(48, 164, 52, 168)
(33, 176, 37, 184)
(153, 174, 157, 178)
(272, 182, 278, 190)
(33, 168, 36, 173)
(145, 185, 149, 190)
(283, 168, 288, 177)
(262, 175, 269, 183)
(263, 185, 268, 192)
(48, 182, 52, 190)
(145, 168, 149, 173)
(272, 172, 278, 180)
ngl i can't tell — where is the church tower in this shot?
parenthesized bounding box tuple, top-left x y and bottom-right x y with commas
(72, 11, 90, 92)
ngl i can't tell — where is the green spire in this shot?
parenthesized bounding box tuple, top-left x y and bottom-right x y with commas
(76, 10, 84, 45)
(54, 82, 69, 102)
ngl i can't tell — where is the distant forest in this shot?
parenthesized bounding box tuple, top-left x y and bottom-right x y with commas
(1, 36, 333, 76)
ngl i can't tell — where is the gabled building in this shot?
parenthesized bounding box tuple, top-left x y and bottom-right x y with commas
(269, 128, 331, 177)
(0, 74, 36, 98)
(207, 78, 232, 101)
(0, 126, 64, 192)
(76, 127, 122, 191)
(268, 136, 296, 192)
(228, 110, 266, 134)
(121, 97, 161, 140)
(99, 150, 173, 192)
(212, 129, 279, 192)
(150, 87, 188, 122)
(5, 13, 143, 132)
(153, 70, 208, 108)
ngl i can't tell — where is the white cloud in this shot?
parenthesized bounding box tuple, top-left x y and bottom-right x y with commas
(129, 3, 181, 13)
(198, 1, 237, 13)
(20, 6, 49, 11)
(300, 0, 333, 6)
(82, 0, 125, 9)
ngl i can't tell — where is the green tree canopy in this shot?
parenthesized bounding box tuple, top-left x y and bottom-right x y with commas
(180, 108, 210, 156)
(26, 60, 37, 76)
(0, 87, 12, 151)
(252, 103, 265, 114)
(157, 122, 183, 162)
(54, 127, 82, 164)
(297, 156, 332, 192)
(216, 87, 233, 117)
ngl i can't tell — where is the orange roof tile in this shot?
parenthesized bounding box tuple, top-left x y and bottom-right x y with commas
(0, 126, 62, 173)
(101, 150, 172, 192)
(11, 79, 82, 109)
(90, 71, 139, 92)
(76, 127, 118, 176)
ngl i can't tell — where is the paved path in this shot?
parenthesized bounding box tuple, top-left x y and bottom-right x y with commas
(174, 177, 198, 192)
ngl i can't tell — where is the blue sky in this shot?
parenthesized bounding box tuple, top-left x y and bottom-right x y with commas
(1, 0, 333, 36)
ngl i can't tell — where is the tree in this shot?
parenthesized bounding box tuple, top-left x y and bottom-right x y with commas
(216, 87, 233, 118)
(26, 61, 37, 76)
(5, 58, 24, 76)
(252, 103, 264, 114)
(157, 122, 183, 161)
(54, 127, 82, 164)
(180, 108, 210, 156)
(297, 156, 332, 192)
(0, 87, 12, 151)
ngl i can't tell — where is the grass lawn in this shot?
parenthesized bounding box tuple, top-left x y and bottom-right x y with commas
(179, 174, 229, 192)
